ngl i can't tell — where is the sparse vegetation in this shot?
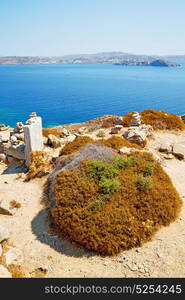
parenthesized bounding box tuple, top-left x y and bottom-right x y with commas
(140, 109, 185, 130)
(51, 149, 182, 256)
(27, 151, 52, 180)
(122, 109, 185, 130)
(60, 136, 94, 156)
(134, 174, 152, 191)
(101, 136, 142, 150)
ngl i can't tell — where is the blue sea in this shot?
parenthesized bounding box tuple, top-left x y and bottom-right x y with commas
(0, 62, 185, 128)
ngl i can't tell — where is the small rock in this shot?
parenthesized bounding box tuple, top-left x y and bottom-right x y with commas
(61, 128, 69, 137)
(163, 153, 174, 160)
(0, 225, 10, 242)
(114, 117, 123, 126)
(78, 127, 87, 135)
(119, 147, 133, 154)
(0, 265, 12, 278)
(0, 199, 18, 216)
(159, 142, 172, 153)
(110, 127, 120, 134)
(4, 247, 24, 266)
(173, 143, 185, 159)
(0, 153, 6, 163)
(65, 134, 76, 143)
(10, 135, 18, 145)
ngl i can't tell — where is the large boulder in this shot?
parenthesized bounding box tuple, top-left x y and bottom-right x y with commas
(124, 124, 153, 145)
(114, 117, 123, 126)
(0, 265, 12, 278)
(3, 143, 25, 160)
(173, 143, 185, 159)
(0, 225, 10, 243)
(48, 134, 61, 148)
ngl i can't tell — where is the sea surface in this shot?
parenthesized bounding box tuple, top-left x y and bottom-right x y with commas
(0, 62, 185, 128)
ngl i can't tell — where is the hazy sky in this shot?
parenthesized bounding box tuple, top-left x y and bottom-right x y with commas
(1, 0, 185, 56)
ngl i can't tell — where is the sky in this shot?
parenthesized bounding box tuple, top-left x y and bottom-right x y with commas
(0, 0, 185, 56)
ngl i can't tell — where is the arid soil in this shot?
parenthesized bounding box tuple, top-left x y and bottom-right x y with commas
(0, 130, 185, 278)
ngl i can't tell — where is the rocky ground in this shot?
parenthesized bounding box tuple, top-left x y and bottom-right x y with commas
(0, 129, 185, 277)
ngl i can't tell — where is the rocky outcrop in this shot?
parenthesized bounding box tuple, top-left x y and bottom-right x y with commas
(48, 134, 61, 148)
(172, 143, 185, 159)
(124, 124, 153, 145)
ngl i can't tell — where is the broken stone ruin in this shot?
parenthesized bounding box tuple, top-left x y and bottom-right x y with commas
(124, 112, 153, 145)
(0, 112, 43, 167)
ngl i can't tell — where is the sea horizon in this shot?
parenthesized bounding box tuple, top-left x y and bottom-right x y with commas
(0, 61, 185, 128)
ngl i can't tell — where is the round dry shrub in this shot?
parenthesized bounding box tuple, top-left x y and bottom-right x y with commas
(60, 136, 94, 156)
(122, 112, 134, 127)
(50, 150, 182, 256)
(42, 128, 61, 137)
(101, 136, 142, 150)
(140, 109, 185, 131)
(27, 151, 52, 180)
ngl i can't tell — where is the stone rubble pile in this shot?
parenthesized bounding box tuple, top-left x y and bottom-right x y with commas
(124, 112, 153, 145)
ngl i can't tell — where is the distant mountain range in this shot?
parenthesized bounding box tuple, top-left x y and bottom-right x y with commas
(0, 52, 183, 66)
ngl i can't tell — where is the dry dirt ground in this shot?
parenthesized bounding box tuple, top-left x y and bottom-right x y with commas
(0, 130, 185, 278)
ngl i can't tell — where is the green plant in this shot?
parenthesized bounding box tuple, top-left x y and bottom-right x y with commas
(134, 174, 152, 191)
(99, 177, 120, 194)
(87, 160, 119, 181)
(141, 162, 154, 177)
(112, 155, 137, 170)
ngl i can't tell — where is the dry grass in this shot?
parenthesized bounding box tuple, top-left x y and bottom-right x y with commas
(101, 117, 117, 128)
(51, 151, 182, 256)
(26, 151, 52, 180)
(60, 136, 94, 156)
(140, 109, 185, 130)
(101, 136, 142, 150)
(122, 110, 185, 131)
(42, 128, 61, 137)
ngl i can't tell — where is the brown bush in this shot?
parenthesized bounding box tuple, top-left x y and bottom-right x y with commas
(51, 151, 182, 256)
(101, 117, 116, 128)
(122, 110, 185, 131)
(60, 136, 94, 156)
(27, 151, 52, 180)
(101, 136, 142, 150)
(42, 128, 61, 137)
(140, 109, 185, 130)
(122, 112, 134, 127)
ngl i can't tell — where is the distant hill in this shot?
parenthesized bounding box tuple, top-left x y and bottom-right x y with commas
(0, 52, 182, 66)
